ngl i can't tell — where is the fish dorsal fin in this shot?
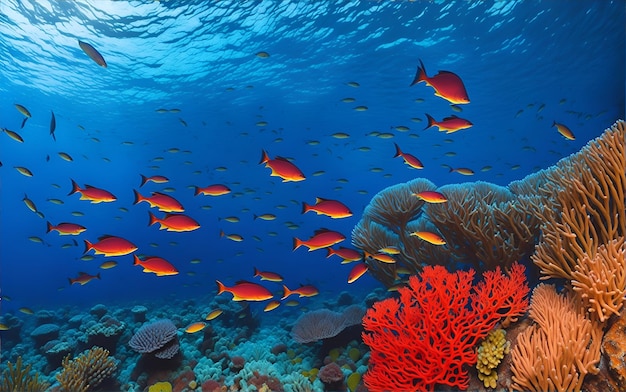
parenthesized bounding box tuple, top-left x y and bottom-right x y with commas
(84, 184, 98, 189)
(315, 197, 330, 203)
(78, 271, 89, 276)
(97, 234, 117, 241)
(314, 228, 332, 235)
(435, 70, 460, 77)
(274, 156, 292, 163)
(235, 280, 255, 285)
(443, 115, 461, 121)
(151, 191, 169, 197)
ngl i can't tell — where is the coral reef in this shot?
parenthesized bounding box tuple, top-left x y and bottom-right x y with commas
(318, 362, 345, 391)
(0, 356, 49, 392)
(129, 318, 179, 359)
(362, 262, 528, 391)
(476, 328, 510, 388)
(55, 346, 118, 392)
(291, 305, 365, 344)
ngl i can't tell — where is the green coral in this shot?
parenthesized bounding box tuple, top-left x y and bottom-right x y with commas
(476, 328, 510, 388)
(1, 356, 49, 392)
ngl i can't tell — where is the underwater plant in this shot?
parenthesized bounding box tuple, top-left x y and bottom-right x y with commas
(0, 356, 49, 392)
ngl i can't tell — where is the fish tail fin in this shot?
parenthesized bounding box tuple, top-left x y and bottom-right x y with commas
(253, 267, 260, 277)
(301, 202, 311, 214)
(216, 280, 226, 295)
(552, 121, 557, 127)
(68, 278, 74, 285)
(253, 214, 258, 220)
(68, 179, 80, 196)
(259, 149, 270, 164)
(148, 211, 158, 226)
(410, 59, 427, 86)
(46, 221, 53, 233)
(83, 240, 93, 254)
(194, 186, 201, 196)
(20, 117, 27, 129)
(133, 189, 143, 205)
(281, 285, 293, 300)
(424, 113, 436, 130)
(326, 247, 335, 258)
(96, 273, 101, 280)
(140, 175, 148, 187)
(292, 237, 303, 251)
(133, 254, 141, 266)
(393, 143, 403, 158)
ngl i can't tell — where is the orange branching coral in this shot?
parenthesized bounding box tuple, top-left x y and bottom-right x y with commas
(425, 181, 541, 270)
(510, 284, 602, 392)
(56, 346, 117, 392)
(532, 120, 625, 281)
(571, 237, 626, 324)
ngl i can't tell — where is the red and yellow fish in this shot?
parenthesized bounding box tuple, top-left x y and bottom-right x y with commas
(264, 300, 281, 312)
(148, 212, 200, 232)
(410, 231, 446, 245)
(185, 322, 206, 333)
(133, 254, 179, 276)
(140, 174, 169, 186)
(302, 197, 352, 218)
(253, 267, 284, 282)
(69, 272, 100, 285)
(413, 190, 448, 203)
(449, 167, 474, 176)
(69, 180, 116, 203)
(394, 143, 423, 169)
(410, 59, 470, 104)
(424, 114, 473, 133)
(293, 229, 346, 251)
(553, 121, 575, 140)
(348, 263, 369, 284)
(281, 284, 319, 300)
(216, 280, 273, 301)
(84, 235, 137, 257)
(134, 190, 184, 212)
(194, 184, 231, 196)
(260, 150, 305, 182)
(47, 221, 87, 235)
(326, 247, 362, 262)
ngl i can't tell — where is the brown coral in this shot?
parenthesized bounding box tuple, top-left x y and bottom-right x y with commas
(1, 356, 49, 392)
(56, 346, 117, 392)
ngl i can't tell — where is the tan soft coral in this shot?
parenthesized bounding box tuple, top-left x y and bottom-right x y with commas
(56, 346, 117, 392)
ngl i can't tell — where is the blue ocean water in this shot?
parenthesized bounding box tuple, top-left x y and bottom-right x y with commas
(0, 0, 624, 391)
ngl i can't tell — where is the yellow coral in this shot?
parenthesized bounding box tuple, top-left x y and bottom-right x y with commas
(148, 381, 172, 392)
(347, 372, 361, 392)
(476, 329, 509, 388)
(56, 346, 117, 392)
(0, 356, 49, 392)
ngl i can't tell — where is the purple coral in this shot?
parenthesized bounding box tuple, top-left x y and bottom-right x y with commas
(129, 319, 179, 359)
(290, 305, 365, 344)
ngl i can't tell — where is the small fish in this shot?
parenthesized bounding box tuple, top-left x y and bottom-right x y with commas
(148, 212, 200, 232)
(256, 51, 270, 58)
(450, 167, 475, 176)
(206, 309, 223, 320)
(253, 267, 283, 282)
(553, 121, 575, 140)
(341, 97, 356, 103)
(424, 114, 473, 133)
(220, 230, 243, 242)
(394, 125, 410, 132)
(2, 128, 24, 142)
(69, 180, 116, 203)
(84, 235, 137, 257)
(0, 323, 9, 331)
(281, 284, 319, 300)
(78, 40, 107, 67)
(413, 190, 447, 203)
(58, 152, 73, 162)
(410, 59, 470, 104)
(195, 184, 231, 196)
(47, 221, 87, 235)
(366, 252, 396, 264)
(285, 300, 299, 307)
(178, 118, 187, 127)
(50, 111, 56, 141)
(332, 132, 350, 139)
(133, 254, 179, 276)
(450, 104, 463, 113)
(71, 211, 85, 217)
(326, 247, 362, 262)
(14, 104, 31, 128)
(353, 105, 368, 111)
(259, 150, 305, 182)
(377, 133, 394, 139)
(140, 174, 169, 186)
(293, 229, 346, 251)
(28, 236, 44, 244)
(69, 272, 100, 285)
(221, 216, 240, 223)
(253, 213, 276, 221)
(347, 81, 360, 87)
(264, 300, 281, 312)
(216, 280, 273, 301)
(134, 190, 184, 212)
(348, 263, 369, 283)
(410, 231, 446, 245)
(22, 194, 37, 213)
(185, 322, 206, 333)
(99, 261, 118, 269)
(393, 143, 423, 169)
(256, 121, 268, 127)
(15, 166, 33, 177)
(302, 197, 352, 218)
(378, 246, 401, 255)
(19, 307, 34, 315)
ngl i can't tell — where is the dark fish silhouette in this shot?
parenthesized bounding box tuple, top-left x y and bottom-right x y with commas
(50, 110, 56, 141)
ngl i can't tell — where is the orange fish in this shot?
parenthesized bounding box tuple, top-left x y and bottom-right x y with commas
(195, 184, 231, 196)
(553, 121, 575, 140)
(410, 59, 470, 104)
(253, 267, 283, 282)
(413, 190, 448, 203)
(185, 322, 206, 333)
(69, 180, 116, 203)
(133, 254, 179, 276)
(84, 235, 137, 257)
(206, 309, 223, 320)
(140, 174, 169, 186)
(302, 197, 352, 218)
(47, 221, 87, 235)
(410, 231, 446, 245)
(78, 40, 107, 67)
(216, 280, 273, 301)
(259, 150, 305, 182)
(264, 300, 281, 312)
(365, 251, 396, 264)
(134, 190, 184, 212)
(394, 143, 423, 169)
(148, 212, 200, 232)
(450, 167, 474, 176)
(326, 247, 362, 262)
(69, 272, 100, 285)
(424, 114, 473, 133)
(293, 229, 346, 251)
(281, 284, 319, 300)
(348, 263, 369, 284)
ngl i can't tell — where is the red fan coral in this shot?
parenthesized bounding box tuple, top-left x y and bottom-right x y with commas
(362, 262, 529, 392)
